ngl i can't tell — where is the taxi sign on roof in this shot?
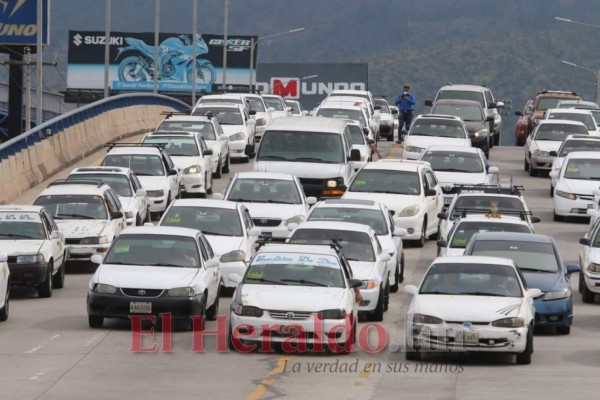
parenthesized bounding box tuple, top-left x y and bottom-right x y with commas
(252, 253, 339, 268)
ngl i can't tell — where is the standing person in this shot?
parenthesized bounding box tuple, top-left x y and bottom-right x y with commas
(395, 85, 416, 143)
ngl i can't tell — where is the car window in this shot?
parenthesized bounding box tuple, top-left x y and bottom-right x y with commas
(289, 229, 376, 262)
(450, 195, 525, 220)
(317, 108, 367, 127)
(199, 235, 215, 259)
(256, 131, 345, 164)
(103, 154, 165, 177)
(161, 206, 243, 237)
(348, 125, 367, 145)
(35, 194, 109, 220)
(563, 158, 600, 180)
(449, 222, 532, 248)
(67, 173, 133, 197)
(432, 104, 484, 122)
(194, 107, 243, 125)
(421, 151, 484, 173)
(104, 234, 200, 268)
(227, 178, 302, 205)
(469, 240, 559, 273)
(547, 112, 596, 131)
(409, 120, 467, 138)
(437, 90, 485, 108)
(247, 97, 266, 112)
(558, 139, 600, 156)
(143, 136, 199, 157)
(0, 212, 46, 240)
(349, 169, 421, 195)
(264, 98, 284, 111)
(157, 120, 217, 141)
(104, 194, 116, 215)
(42, 209, 59, 231)
(308, 207, 389, 235)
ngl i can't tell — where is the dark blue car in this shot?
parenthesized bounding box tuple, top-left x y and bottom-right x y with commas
(464, 232, 580, 334)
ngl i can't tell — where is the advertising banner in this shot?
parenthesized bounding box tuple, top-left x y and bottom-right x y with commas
(0, 0, 49, 45)
(256, 63, 368, 110)
(67, 30, 256, 93)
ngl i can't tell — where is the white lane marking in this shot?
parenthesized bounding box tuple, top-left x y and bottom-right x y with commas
(83, 333, 104, 347)
(25, 334, 60, 354)
(29, 370, 47, 381)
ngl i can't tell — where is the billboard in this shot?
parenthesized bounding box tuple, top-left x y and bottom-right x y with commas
(67, 30, 256, 93)
(256, 63, 368, 110)
(0, 0, 49, 45)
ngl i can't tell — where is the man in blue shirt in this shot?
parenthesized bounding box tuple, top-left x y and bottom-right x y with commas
(395, 84, 416, 143)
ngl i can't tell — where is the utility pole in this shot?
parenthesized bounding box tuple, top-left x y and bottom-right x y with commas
(25, 48, 32, 132)
(222, 0, 229, 91)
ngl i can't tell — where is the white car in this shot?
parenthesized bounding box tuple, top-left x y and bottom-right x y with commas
(158, 199, 261, 290)
(156, 113, 231, 178)
(402, 114, 471, 160)
(0, 205, 67, 298)
(343, 160, 444, 247)
(287, 221, 391, 321)
(0, 253, 8, 321)
(217, 172, 316, 240)
(389, 105, 400, 135)
(101, 144, 180, 216)
(524, 119, 588, 176)
(317, 97, 377, 138)
(404, 256, 540, 364)
(548, 135, 600, 196)
(419, 145, 498, 207)
(306, 198, 407, 292)
(228, 242, 360, 352)
(346, 120, 373, 170)
(578, 219, 600, 303)
(373, 97, 395, 141)
(193, 103, 256, 162)
(544, 108, 599, 136)
(285, 99, 307, 116)
(67, 166, 149, 226)
(436, 214, 534, 257)
(34, 180, 126, 263)
(262, 94, 292, 119)
(142, 131, 214, 197)
(550, 151, 600, 221)
(87, 226, 221, 329)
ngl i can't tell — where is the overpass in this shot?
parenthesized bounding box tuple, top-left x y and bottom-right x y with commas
(0, 93, 189, 204)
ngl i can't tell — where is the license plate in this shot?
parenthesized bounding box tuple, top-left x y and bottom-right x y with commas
(444, 196, 453, 204)
(130, 302, 152, 314)
(455, 330, 479, 344)
(261, 232, 273, 238)
(278, 325, 299, 336)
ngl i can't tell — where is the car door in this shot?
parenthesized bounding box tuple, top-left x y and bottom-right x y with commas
(198, 234, 219, 306)
(104, 190, 125, 236)
(423, 169, 442, 233)
(580, 221, 599, 268)
(373, 235, 388, 283)
(241, 207, 258, 260)
(213, 120, 229, 158)
(162, 152, 179, 199)
(40, 210, 63, 271)
(130, 172, 148, 220)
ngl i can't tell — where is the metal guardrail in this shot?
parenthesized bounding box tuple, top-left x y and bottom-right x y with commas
(0, 93, 190, 161)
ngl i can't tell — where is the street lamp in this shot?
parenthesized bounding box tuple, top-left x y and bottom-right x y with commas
(561, 60, 600, 104)
(555, 16, 600, 29)
(249, 27, 305, 91)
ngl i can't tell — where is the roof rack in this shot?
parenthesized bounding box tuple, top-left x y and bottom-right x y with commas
(454, 207, 533, 221)
(255, 238, 343, 252)
(161, 111, 191, 118)
(73, 167, 126, 173)
(47, 179, 104, 188)
(105, 142, 166, 151)
(454, 184, 523, 196)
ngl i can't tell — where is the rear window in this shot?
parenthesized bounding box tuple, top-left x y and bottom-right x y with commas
(437, 90, 485, 107)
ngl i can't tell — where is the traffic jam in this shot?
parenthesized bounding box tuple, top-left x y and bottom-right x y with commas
(3, 86, 599, 366)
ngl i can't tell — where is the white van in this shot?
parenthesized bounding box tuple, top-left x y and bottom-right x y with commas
(250, 116, 361, 198)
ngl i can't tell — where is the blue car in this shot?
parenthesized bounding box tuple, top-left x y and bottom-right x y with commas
(464, 232, 580, 334)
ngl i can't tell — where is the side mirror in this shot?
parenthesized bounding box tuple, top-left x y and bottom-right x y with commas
(219, 134, 229, 141)
(566, 263, 580, 275)
(248, 109, 257, 116)
(404, 285, 418, 295)
(50, 231, 61, 239)
(527, 288, 543, 298)
(301, 110, 309, 116)
(362, 127, 370, 135)
(389, 210, 396, 216)
(437, 239, 448, 248)
(588, 209, 599, 218)
(205, 259, 219, 269)
(203, 149, 214, 156)
(136, 189, 147, 197)
(349, 149, 361, 161)
(248, 227, 261, 237)
(579, 237, 591, 246)
(111, 211, 124, 220)
(424, 100, 433, 107)
(549, 171, 558, 179)
(220, 250, 246, 263)
(515, 111, 523, 116)
(91, 254, 104, 265)
(212, 192, 224, 200)
(393, 227, 408, 237)
(377, 253, 391, 263)
(530, 216, 541, 223)
(496, 101, 505, 108)
(468, 132, 475, 138)
(143, 222, 154, 227)
(229, 274, 243, 285)
(374, 105, 382, 110)
(244, 144, 255, 158)
(487, 166, 499, 175)
(306, 196, 317, 205)
(168, 169, 178, 176)
(425, 189, 437, 197)
(488, 102, 497, 109)
(285, 107, 293, 112)
(549, 151, 558, 157)
(437, 212, 448, 220)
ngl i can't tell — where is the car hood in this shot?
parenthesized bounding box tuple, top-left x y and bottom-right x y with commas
(171, 156, 203, 170)
(348, 260, 376, 280)
(138, 176, 168, 191)
(205, 235, 244, 257)
(463, 121, 487, 133)
(239, 284, 347, 311)
(254, 161, 344, 179)
(436, 172, 487, 187)
(534, 140, 561, 152)
(413, 295, 523, 321)
(0, 240, 43, 256)
(343, 192, 420, 214)
(221, 125, 245, 135)
(559, 178, 600, 195)
(56, 220, 108, 238)
(241, 203, 306, 219)
(97, 264, 199, 289)
(406, 136, 470, 148)
(522, 271, 563, 293)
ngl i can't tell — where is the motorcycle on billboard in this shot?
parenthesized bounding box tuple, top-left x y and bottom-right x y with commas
(114, 34, 216, 88)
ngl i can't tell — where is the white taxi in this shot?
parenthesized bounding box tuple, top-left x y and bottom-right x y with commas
(402, 114, 471, 160)
(0, 253, 8, 321)
(548, 135, 600, 196)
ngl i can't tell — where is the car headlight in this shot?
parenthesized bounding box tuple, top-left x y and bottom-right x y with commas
(533, 149, 549, 157)
(146, 190, 165, 198)
(492, 317, 525, 328)
(587, 263, 600, 273)
(94, 283, 117, 294)
(326, 178, 341, 188)
(405, 146, 424, 153)
(399, 205, 420, 217)
(183, 165, 202, 175)
(542, 288, 571, 301)
(360, 280, 377, 289)
(233, 304, 264, 317)
(318, 309, 346, 319)
(125, 211, 134, 219)
(555, 190, 576, 200)
(285, 215, 305, 226)
(167, 287, 196, 297)
(16, 254, 45, 264)
(412, 313, 443, 324)
(229, 132, 246, 141)
(220, 250, 246, 263)
(473, 128, 488, 137)
(80, 236, 109, 245)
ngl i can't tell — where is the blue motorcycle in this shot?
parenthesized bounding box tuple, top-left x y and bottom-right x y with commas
(115, 34, 216, 85)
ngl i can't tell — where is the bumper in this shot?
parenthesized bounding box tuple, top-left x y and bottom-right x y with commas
(531, 155, 554, 171)
(533, 297, 573, 327)
(181, 173, 207, 194)
(67, 243, 110, 261)
(87, 291, 204, 319)
(7, 262, 47, 285)
(394, 215, 421, 240)
(220, 261, 248, 288)
(358, 286, 380, 312)
(554, 196, 592, 217)
(148, 195, 169, 213)
(583, 270, 600, 293)
(229, 140, 249, 159)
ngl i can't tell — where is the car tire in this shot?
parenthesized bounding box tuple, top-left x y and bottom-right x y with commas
(223, 153, 230, 173)
(367, 286, 385, 322)
(556, 326, 571, 335)
(390, 254, 402, 293)
(383, 281, 390, 312)
(581, 276, 595, 303)
(213, 157, 222, 179)
(227, 323, 237, 351)
(38, 261, 53, 298)
(524, 158, 530, 172)
(428, 222, 440, 240)
(135, 213, 142, 226)
(515, 327, 533, 365)
(529, 165, 537, 177)
(193, 295, 207, 331)
(549, 185, 554, 197)
(405, 344, 421, 361)
(386, 133, 393, 142)
(206, 286, 220, 321)
(52, 256, 65, 289)
(413, 219, 426, 248)
(489, 135, 494, 149)
(241, 156, 250, 164)
(0, 283, 9, 322)
(88, 315, 104, 328)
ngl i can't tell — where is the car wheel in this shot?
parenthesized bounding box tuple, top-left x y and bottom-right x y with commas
(556, 325, 571, 335)
(193, 294, 207, 331)
(549, 185, 554, 197)
(383, 280, 390, 312)
(405, 342, 421, 361)
(206, 286, 220, 321)
(529, 165, 537, 177)
(223, 153, 230, 173)
(390, 255, 401, 293)
(0, 283, 9, 322)
(524, 158, 529, 172)
(367, 286, 385, 322)
(88, 315, 104, 328)
(428, 222, 440, 240)
(227, 322, 237, 351)
(38, 261, 53, 298)
(515, 326, 533, 365)
(413, 219, 426, 248)
(553, 211, 564, 222)
(207, 173, 213, 195)
(135, 213, 142, 226)
(52, 256, 65, 289)
(386, 133, 393, 142)
(489, 135, 494, 149)
(241, 156, 250, 163)
(581, 276, 595, 303)
(213, 157, 222, 179)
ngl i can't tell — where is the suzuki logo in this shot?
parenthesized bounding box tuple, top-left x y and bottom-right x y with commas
(73, 34, 82, 46)
(286, 312, 295, 319)
(138, 289, 146, 296)
(0, 0, 27, 18)
(271, 77, 299, 99)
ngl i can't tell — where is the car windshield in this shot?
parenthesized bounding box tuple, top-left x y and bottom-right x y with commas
(264, 98, 284, 111)
(289, 229, 375, 262)
(244, 252, 344, 288)
(559, 140, 600, 156)
(102, 154, 165, 176)
(198, 98, 242, 105)
(538, 97, 576, 111)
(469, 240, 559, 273)
(67, 174, 132, 197)
(431, 104, 484, 122)
(317, 109, 367, 127)
(420, 151, 483, 173)
(308, 208, 389, 235)
(0, 212, 45, 240)
(547, 112, 596, 131)
(437, 90, 485, 108)
(349, 169, 421, 195)
(286, 101, 300, 114)
(449, 221, 532, 249)
(591, 110, 600, 126)
(563, 158, 600, 180)
(160, 206, 243, 236)
(103, 234, 200, 268)
(409, 120, 466, 138)
(257, 131, 345, 164)
(420, 263, 523, 297)
(227, 178, 302, 205)
(143, 137, 199, 157)
(348, 125, 366, 145)
(193, 107, 243, 125)
(157, 121, 217, 141)
(374, 100, 390, 113)
(247, 97, 266, 112)
(450, 196, 525, 220)
(34, 194, 109, 220)
(535, 123, 587, 141)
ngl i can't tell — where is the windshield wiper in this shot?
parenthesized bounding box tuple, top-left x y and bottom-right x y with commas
(56, 213, 96, 220)
(519, 267, 556, 273)
(146, 262, 190, 268)
(0, 233, 36, 239)
(280, 278, 328, 287)
(420, 291, 456, 295)
(246, 277, 286, 285)
(258, 155, 292, 161)
(263, 199, 296, 204)
(461, 291, 507, 297)
(410, 132, 432, 136)
(293, 157, 329, 162)
(368, 190, 403, 194)
(133, 172, 155, 176)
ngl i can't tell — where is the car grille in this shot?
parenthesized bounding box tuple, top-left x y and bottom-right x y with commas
(121, 288, 164, 297)
(269, 310, 312, 320)
(441, 186, 458, 194)
(252, 218, 281, 227)
(445, 321, 489, 326)
(7, 256, 17, 263)
(65, 238, 81, 245)
(579, 195, 594, 201)
(298, 178, 324, 198)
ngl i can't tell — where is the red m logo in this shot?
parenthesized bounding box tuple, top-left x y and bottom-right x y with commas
(271, 78, 299, 99)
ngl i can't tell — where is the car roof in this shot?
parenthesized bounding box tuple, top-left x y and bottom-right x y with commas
(557, 99, 599, 109)
(563, 134, 600, 141)
(318, 104, 367, 111)
(433, 255, 516, 267)
(167, 199, 240, 210)
(106, 146, 162, 155)
(234, 171, 296, 181)
(293, 220, 375, 234)
(146, 131, 197, 138)
(365, 159, 430, 171)
(70, 166, 133, 175)
(415, 114, 463, 122)
(255, 243, 341, 258)
(564, 151, 600, 160)
(453, 214, 530, 225)
(438, 84, 489, 93)
(316, 198, 382, 210)
(163, 115, 212, 122)
(39, 181, 111, 196)
(423, 145, 480, 154)
(195, 103, 242, 109)
(469, 232, 552, 243)
(0, 205, 45, 213)
(433, 99, 483, 107)
(121, 225, 201, 237)
(537, 119, 586, 126)
(546, 108, 594, 115)
(265, 116, 348, 132)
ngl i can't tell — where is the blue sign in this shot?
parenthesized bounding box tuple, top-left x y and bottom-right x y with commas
(0, 0, 49, 45)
